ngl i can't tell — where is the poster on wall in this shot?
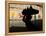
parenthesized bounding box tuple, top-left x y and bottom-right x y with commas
(5, 1, 45, 35)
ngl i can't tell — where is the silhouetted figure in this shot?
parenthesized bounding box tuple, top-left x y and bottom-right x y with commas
(22, 6, 39, 31)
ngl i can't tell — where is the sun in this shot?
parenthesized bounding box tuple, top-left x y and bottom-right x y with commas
(10, 11, 20, 19)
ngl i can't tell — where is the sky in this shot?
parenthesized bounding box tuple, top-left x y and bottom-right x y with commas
(9, 4, 43, 27)
(9, 4, 42, 20)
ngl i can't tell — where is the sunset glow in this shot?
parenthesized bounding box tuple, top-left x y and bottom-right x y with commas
(10, 11, 20, 18)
